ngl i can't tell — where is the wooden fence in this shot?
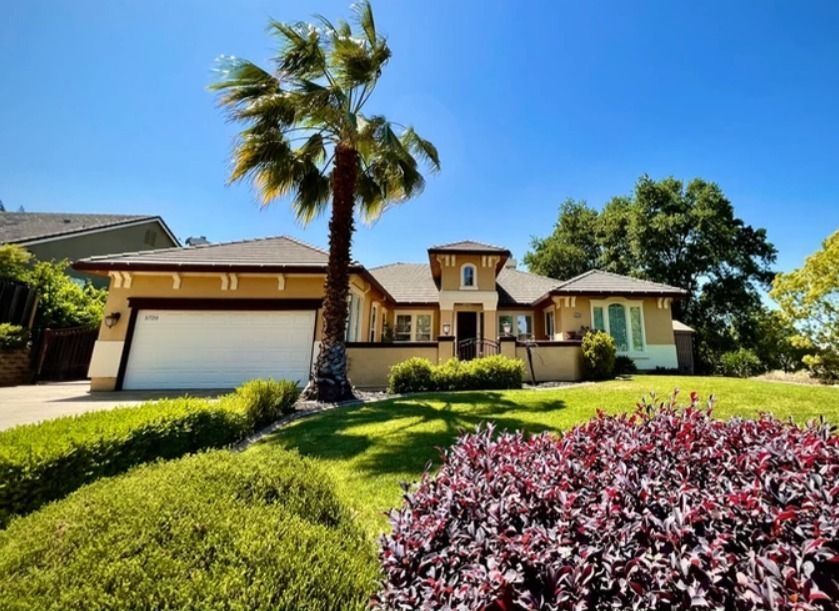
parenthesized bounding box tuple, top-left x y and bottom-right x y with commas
(0, 279, 37, 327)
(34, 327, 98, 381)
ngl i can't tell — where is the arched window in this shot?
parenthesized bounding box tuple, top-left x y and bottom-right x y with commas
(461, 264, 476, 288)
(607, 303, 629, 352)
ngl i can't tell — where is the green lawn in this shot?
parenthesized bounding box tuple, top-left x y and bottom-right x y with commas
(258, 375, 839, 534)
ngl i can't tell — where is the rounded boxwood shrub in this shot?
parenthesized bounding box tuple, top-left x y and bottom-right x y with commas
(581, 329, 616, 380)
(376, 393, 839, 609)
(0, 446, 378, 610)
(614, 354, 637, 375)
(233, 378, 301, 427)
(388, 357, 435, 394)
(718, 347, 764, 378)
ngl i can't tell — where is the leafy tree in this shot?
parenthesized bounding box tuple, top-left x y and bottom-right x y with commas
(526, 176, 777, 371)
(0, 244, 105, 330)
(524, 199, 599, 279)
(0, 244, 34, 282)
(211, 1, 439, 402)
(29, 260, 106, 330)
(771, 230, 839, 382)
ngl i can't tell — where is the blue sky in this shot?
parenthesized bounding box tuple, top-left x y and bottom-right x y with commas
(2, 1, 837, 273)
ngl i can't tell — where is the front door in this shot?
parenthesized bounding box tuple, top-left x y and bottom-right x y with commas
(456, 312, 478, 360)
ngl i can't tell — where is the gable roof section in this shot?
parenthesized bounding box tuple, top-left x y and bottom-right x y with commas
(74, 235, 332, 271)
(551, 270, 687, 296)
(427, 240, 511, 255)
(497, 268, 562, 306)
(0, 212, 178, 246)
(368, 263, 439, 304)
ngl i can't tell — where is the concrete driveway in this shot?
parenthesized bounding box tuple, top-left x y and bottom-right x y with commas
(0, 382, 225, 431)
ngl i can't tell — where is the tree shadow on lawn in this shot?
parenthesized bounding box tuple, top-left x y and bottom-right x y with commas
(258, 391, 567, 479)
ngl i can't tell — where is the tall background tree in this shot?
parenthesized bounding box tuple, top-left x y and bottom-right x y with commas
(771, 230, 839, 382)
(211, 1, 439, 401)
(526, 175, 777, 372)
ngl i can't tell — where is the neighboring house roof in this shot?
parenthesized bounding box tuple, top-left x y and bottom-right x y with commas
(369, 263, 439, 304)
(497, 268, 562, 306)
(0, 212, 178, 246)
(75, 235, 333, 271)
(550, 270, 687, 296)
(672, 320, 696, 333)
(427, 240, 511, 255)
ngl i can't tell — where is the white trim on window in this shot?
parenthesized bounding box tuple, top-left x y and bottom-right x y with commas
(460, 263, 478, 290)
(544, 309, 555, 340)
(393, 311, 435, 342)
(590, 298, 646, 355)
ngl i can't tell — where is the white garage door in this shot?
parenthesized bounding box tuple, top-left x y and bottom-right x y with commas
(123, 309, 316, 390)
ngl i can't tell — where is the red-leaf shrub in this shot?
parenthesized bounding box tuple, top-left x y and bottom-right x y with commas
(375, 392, 839, 610)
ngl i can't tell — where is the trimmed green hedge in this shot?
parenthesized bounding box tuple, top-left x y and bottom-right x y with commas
(581, 330, 617, 380)
(0, 446, 378, 610)
(0, 323, 28, 351)
(0, 379, 299, 526)
(388, 355, 524, 394)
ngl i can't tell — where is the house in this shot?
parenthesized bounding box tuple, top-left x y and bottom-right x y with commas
(74, 236, 687, 391)
(1, 212, 179, 286)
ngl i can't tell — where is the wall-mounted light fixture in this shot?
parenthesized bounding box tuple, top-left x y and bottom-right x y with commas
(104, 312, 122, 328)
(442, 322, 451, 336)
(502, 321, 512, 335)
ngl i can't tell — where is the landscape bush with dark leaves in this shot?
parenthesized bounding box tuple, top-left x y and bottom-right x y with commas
(375, 392, 838, 610)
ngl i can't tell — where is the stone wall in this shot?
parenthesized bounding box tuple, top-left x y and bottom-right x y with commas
(0, 349, 32, 387)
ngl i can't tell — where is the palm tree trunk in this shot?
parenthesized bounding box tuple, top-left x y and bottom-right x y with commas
(302, 142, 358, 402)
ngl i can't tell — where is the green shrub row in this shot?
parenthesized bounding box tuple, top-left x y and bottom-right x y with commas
(0, 378, 299, 526)
(0, 446, 378, 610)
(0, 323, 29, 351)
(388, 355, 524, 394)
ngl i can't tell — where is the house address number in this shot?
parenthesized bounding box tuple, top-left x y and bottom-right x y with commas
(144, 314, 160, 321)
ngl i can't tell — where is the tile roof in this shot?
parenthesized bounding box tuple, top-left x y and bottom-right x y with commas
(1, 212, 161, 244)
(497, 268, 562, 306)
(369, 263, 439, 303)
(75, 235, 332, 270)
(369, 263, 562, 306)
(552, 270, 687, 296)
(428, 240, 510, 254)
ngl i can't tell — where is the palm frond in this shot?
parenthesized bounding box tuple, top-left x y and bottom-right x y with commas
(353, 1, 377, 46)
(270, 21, 326, 78)
(401, 127, 440, 172)
(210, 57, 281, 107)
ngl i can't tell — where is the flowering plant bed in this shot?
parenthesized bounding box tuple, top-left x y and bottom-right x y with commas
(376, 392, 838, 609)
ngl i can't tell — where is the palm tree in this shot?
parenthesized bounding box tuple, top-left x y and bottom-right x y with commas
(211, 2, 439, 402)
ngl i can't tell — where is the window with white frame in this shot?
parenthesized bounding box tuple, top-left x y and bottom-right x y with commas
(345, 292, 362, 342)
(591, 300, 645, 353)
(369, 305, 377, 342)
(394, 313, 433, 342)
(460, 264, 476, 289)
(545, 310, 555, 339)
(499, 314, 533, 340)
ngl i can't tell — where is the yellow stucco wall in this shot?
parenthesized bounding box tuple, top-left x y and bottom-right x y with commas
(436, 254, 497, 291)
(347, 345, 438, 388)
(516, 344, 583, 382)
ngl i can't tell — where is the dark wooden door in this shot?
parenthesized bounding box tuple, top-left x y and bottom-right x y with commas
(674, 331, 695, 374)
(456, 312, 477, 342)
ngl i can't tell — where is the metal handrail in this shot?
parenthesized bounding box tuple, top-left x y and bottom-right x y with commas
(456, 338, 500, 361)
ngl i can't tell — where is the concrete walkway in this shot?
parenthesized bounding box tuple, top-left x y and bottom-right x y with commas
(0, 382, 225, 430)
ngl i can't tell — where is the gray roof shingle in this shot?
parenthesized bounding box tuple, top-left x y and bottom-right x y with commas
(75, 235, 332, 270)
(369, 263, 439, 303)
(497, 268, 562, 306)
(1, 212, 159, 244)
(553, 270, 686, 295)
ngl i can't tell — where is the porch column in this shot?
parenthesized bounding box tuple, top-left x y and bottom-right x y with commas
(437, 336, 455, 364)
(499, 336, 516, 359)
(484, 308, 497, 341)
(439, 309, 454, 337)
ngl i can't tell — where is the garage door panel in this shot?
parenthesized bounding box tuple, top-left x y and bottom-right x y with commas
(123, 309, 315, 390)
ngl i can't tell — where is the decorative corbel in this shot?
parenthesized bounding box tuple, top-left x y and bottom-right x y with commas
(228, 273, 239, 291)
(109, 271, 123, 289)
(171, 273, 182, 290)
(121, 271, 133, 289)
(219, 273, 229, 291)
(276, 274, 286, 290)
